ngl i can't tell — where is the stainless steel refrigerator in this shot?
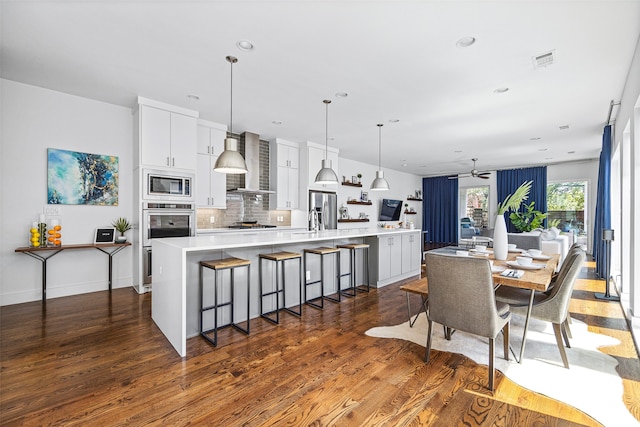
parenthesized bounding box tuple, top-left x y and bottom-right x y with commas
(309, 190, 337, 230)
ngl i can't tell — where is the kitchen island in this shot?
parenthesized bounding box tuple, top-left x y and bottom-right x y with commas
(152, 227, 421, 356)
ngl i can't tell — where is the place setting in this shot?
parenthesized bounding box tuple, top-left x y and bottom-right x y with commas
(506, 255, 546, 270)
(520, 248, 552, 261)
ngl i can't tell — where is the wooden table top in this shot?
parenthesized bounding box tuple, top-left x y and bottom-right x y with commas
(491, 252, 559, 292)
(15, 242, 131, 252)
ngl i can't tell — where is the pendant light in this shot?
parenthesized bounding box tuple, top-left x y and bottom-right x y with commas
(214, 56, 248, 174)
(314, 99, 339, 184)
(370, 123, 390, 191)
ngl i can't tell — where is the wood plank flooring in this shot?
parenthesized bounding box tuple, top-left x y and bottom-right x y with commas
(1, 261, 638, 426)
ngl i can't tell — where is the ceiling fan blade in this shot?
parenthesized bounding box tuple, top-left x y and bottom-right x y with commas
(448, 175, 459, 180)
(478, 171, 491, 176)
(479, 174, 490, 179)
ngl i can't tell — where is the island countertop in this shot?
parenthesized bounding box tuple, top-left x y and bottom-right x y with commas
(151, 227, 422, 357)
(156, 227, 420, 251)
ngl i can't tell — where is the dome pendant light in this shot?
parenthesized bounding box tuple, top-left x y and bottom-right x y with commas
(314, 99, 339, 185)
(214, 56, 248, 174)
(370, 123, 390, 191)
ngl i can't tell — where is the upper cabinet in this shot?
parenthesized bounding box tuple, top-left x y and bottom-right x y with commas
(136, 98, 198, 171)
(270, 139, 300, 210)
(304, 141, 339, 192)
(196, 120, 227, 208)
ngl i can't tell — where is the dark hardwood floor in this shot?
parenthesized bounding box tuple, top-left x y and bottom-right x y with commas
(1, 261, 638, 426)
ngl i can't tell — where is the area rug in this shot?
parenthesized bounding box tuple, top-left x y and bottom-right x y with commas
(366, 313, 638, 426)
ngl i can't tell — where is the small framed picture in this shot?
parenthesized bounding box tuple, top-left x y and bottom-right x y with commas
(94, 227, 115, 244)
(415, 190, 422, 199)
(360, 191, 369, 202)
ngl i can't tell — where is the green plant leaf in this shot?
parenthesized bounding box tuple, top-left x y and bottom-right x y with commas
(497, 180, 533, 215)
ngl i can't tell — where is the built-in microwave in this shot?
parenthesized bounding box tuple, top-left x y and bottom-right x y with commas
(143, 169, 194, 201)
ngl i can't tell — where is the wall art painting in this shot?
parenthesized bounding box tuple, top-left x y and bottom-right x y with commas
(47, 148, 119, 205)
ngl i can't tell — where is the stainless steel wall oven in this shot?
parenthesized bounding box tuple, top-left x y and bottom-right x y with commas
(142, 201, 195, 284)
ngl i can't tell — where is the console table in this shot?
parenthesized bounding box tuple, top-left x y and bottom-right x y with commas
(15, 243, 131, 301)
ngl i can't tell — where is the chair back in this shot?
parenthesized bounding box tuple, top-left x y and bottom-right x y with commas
(532, 249, 586, 323)
(425, 253, 506, 339)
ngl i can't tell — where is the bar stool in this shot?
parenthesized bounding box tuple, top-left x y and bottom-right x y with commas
(259, 251, 303, 324)
(199, 257, 251, 347)
(337, 243, 370, 297)
(303, 246, 341, 309)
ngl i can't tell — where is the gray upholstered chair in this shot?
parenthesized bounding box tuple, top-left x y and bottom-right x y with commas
(494, 249, 586, 368)
(424, 253, 511, 391)
(507, 233, 542, 250)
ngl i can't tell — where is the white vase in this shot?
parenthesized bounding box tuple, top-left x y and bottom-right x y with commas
(493, 214, 508, 260)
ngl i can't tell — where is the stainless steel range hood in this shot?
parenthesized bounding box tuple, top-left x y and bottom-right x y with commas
(227, 131, 274, 195)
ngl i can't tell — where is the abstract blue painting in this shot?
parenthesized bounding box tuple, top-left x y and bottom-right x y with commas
(47, 148, 119, 205)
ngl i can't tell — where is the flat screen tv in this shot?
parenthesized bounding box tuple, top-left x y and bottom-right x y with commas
(379, 198, 403, 221)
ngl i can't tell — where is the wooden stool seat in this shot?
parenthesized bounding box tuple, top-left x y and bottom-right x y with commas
(259, 251, 303, 324)
(201, 257, 251, 270)
(260, 251, 302, 262)
(337, 243, 370, 250)
(304, 247, 341, 255)
(200, 257, 251, 347)
(400, 279, 429, 327)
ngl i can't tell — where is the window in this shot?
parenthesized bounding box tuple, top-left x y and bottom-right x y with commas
(464, 186, 489, 228)
(547, 181, 587, 248)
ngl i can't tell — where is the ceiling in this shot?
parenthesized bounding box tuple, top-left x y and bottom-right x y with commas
(2, 1, 639, 177)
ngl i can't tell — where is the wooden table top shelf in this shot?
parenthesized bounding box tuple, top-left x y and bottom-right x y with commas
(15, 242, 131, 252)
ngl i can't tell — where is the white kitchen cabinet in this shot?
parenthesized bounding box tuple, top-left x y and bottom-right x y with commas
(401, 233, 422, 273)
(196, 122, 227, 208)
(270, 139, 299, 210)
(366, 231, 421, 288)
(307, 144, 339, 190)
(140, 104, 197, 170)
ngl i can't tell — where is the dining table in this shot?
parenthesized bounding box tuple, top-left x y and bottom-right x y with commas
(427, 246, 560, 363)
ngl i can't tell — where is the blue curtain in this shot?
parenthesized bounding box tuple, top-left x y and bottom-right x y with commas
(593, 125, 612, 278)
(422, 176, 458, 244)
(497, 166, 547, 232)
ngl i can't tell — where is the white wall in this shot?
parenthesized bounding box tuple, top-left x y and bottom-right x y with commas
(0, 79, 134, 305)
(337, 158, 423, 230)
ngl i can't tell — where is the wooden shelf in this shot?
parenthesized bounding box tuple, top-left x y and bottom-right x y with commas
(341, 182, 362, 187)
(404, 211, 417, 215)
(346, 200, 372, 205)
(407, 197, 422, 201)
(338, 218, 370, 223)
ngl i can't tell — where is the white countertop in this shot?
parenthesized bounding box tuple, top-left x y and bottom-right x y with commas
(155, 227, 421, 252)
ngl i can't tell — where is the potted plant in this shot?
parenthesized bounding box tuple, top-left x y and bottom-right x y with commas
(510, 201, 548, 232)
(112, 217, 132, 243)
(494, 180, 532, 260)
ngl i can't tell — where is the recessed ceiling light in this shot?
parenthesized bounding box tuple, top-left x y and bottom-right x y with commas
(187, 94, 200, 101)
(236, 40, 254, 52)
(272, 120, 283, 125)
(494, 87, 509, 94)
(530, 137, 541, 141)
(559, 124, 570, 130)
(389, 119, 399, 123)
(335, 92, 348, 98)
(568, 150, 576, 154)
(456, 36, 476, 48)
(454, 149, 463, 153)
(538, 148, 548, 152)
(545, 157, 553, 160)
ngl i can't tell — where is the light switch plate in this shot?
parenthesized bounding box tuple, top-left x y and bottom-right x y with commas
(43, 205, 60, 215)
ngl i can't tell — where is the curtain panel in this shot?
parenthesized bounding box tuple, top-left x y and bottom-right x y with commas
(422, 176, 458, 244)
(593, 125, 612, 278)
(496, 166, 548, 232)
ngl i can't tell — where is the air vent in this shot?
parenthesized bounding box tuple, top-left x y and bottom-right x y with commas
(533, 50, 555, 69)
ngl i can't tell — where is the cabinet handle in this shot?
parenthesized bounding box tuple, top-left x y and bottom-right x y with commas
(172, 157, 175, 167)
(166, 156, 170, 166)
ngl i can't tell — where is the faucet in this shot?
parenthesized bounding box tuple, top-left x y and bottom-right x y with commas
(309, 209, 319, 231)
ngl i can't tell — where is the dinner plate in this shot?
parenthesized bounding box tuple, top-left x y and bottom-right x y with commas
(522, 253, 551, 260)
(506, 261, 545, 270)
(491, 265, 506, 273)
(470, 251, 489, 257)
(469, 248, 491, 253)
(508, 248, 525, 253)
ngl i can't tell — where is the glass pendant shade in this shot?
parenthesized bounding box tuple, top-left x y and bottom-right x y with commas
(213, 55, 248, 174)
(370, 170, 390, 191)
(370, 123, 390, 191)
(314, 99, 339, 185)
(315, 158, 339, 184)
(213, 137, 248, 174)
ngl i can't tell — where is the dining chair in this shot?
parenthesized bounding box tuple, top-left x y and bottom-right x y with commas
(424, 253, 511, 391)
(494, 249, 586, 368)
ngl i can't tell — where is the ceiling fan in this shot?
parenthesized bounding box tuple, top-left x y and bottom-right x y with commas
(449, 158, 491, 180)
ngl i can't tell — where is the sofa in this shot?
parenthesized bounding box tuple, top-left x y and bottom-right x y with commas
(460, 217, 480, 239)
(516, 229, 570, 270)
